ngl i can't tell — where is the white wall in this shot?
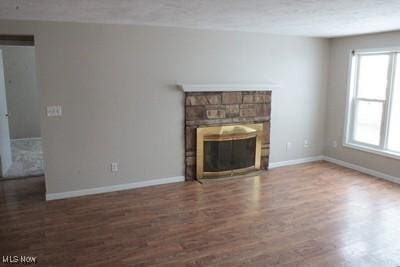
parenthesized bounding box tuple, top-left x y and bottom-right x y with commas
(0, 20, 329, 194)
(326, 31, 400, 178)
(0, 46, 40, 139)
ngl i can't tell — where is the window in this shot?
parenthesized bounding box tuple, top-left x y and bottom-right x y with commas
(345, 48, 400, 159)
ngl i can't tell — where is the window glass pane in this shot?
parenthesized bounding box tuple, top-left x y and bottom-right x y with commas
(353, 100, 383, 145)
(357, 54, 389, 100)
(387, 54, 400, 152)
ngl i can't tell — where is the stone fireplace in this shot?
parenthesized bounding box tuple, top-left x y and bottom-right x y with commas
(182, 85, 272, 180)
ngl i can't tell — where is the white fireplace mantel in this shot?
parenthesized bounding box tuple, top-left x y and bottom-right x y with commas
(179, 83, 279, 92)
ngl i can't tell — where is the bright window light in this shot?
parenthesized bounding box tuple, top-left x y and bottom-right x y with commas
(387, 54, 400, 153)
(345, 49, 400, 159)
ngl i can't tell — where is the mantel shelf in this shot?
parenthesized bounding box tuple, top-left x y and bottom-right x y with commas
(179, 83, 279, 92)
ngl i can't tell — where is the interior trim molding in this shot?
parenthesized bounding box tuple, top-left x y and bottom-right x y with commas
(269, 155, 400, 185)
(179, 83, 279, 92)
(323, 156, 400, 185)
(46, 176, 185, 201)
(269, 155, 324, 169)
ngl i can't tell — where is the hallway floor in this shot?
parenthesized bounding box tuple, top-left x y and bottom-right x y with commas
(3, 138, 44, 178)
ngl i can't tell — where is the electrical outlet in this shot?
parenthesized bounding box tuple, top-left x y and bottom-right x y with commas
(332, 140, 337, 148)
(304, 139, 309, 148)
(111, 162, 118, 172)
(286, 142, 292, 152)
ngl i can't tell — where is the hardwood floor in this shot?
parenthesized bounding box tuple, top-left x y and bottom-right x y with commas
(1, 161, 400, 266)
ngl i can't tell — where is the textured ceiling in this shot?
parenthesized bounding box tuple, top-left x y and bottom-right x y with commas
(1, 0, 400, 37)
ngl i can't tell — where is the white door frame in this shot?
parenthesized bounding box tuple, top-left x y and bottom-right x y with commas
(0, 49, 12, 176)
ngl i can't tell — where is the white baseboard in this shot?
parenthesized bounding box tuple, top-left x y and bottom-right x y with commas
(322, 156, 400, 185)
(269, 155, 324, 169)
(45, 156, 400, 201)
(46, 176, 185, 201)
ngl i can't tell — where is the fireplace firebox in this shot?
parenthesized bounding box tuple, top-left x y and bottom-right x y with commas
(196, 123, 262, 179)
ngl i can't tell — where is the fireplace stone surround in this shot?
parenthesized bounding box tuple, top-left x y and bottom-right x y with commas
(182, 85, 272, 181)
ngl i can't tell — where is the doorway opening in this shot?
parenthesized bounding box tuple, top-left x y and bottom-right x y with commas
(0, 35, 43, 179)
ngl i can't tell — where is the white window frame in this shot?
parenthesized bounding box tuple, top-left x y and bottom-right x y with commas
(343, 47, 400, 160)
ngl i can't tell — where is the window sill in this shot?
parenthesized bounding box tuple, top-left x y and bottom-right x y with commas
(343, 142, 400, 161)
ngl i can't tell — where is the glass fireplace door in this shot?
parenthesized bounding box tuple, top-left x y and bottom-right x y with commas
(196, 123, 262, 179)
(203, 135, 257, 177)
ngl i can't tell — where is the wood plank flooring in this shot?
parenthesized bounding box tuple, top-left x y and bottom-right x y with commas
(1, 161, 400, 266)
